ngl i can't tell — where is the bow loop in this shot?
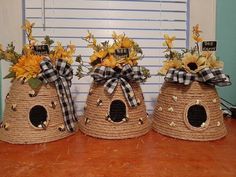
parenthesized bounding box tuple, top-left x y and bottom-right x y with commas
(104, 78, 119, 94)
(91, 66, 116, 82)
(56, 59, 73, 87)
(39, 57, 59, 83)
(132, 66, 147, 81)
(165, 68, 231, 86)
(91, 65, 145, 107)
(120, 65, 134, 80)
(56, 59, 73, 81)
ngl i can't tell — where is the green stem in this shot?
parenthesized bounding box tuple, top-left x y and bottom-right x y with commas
(169, 50, 174, 59)
(196, 42, 200, 55)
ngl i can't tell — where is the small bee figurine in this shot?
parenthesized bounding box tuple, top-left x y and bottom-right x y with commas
(138, 118, 144, 125)
(96, 99, 103, 106)
(5, 93, 10, 100)
(58, 124, 66, 131)
(11, 104, 17, 111)
(49, 101, 57, 109)
(105, 113, 110, 121)
(38, 121, 47, 130)
(122, 115, 129, 122)
(3, 123, 10, 130)
(29, 90, 37, 97)
(85, 118, 90, 125)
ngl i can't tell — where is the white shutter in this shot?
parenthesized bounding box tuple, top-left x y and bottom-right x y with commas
(24, 0, 189, 115)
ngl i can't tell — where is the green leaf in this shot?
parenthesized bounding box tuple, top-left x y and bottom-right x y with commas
(28, 78, 42, 89)
(4, 72, 15, 79)
(44, 35, 54, 47)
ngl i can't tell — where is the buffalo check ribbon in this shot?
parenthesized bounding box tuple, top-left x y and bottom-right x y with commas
(91, 65, 146, 107)
(165, 68, 231, 86)
(38, 57, 77, 132)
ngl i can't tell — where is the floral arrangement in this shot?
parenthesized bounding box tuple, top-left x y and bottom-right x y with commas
(0, 20, 76, 89)
(76, 32, 150, 107)
(76, 31, 150, 79)
(159, 24, 223, 76)
(158, 24, 230, 87)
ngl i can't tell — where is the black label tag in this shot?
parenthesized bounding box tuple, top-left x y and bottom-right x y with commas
(115, 48, 130, 58)
(202, 41, 217, 51)
(33, 45, 49, 55)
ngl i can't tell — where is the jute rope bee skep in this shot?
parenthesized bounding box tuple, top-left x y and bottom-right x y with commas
(0, 81, 77, 144)
(153, 24, 231, 141)
(77, 32, 151, 139)
(152, 81, 227, 141)
(79, 82, 150, 139)
(0, 20, 78, 144)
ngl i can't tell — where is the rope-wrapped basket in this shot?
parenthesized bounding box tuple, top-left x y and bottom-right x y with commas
(0, 80, 77, 144)
(152, 81, 227, 141)
(79, 81, 151, 139)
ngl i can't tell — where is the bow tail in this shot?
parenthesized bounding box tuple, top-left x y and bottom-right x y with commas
(55, 79, 77, 132)
(61, 77, 78, 122)
(104, 78, 119, 94)
(120, 78, 138, 107)
(199, 68, 231, 86)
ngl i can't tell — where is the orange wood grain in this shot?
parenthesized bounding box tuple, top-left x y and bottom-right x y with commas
(0, 118, 236, 177)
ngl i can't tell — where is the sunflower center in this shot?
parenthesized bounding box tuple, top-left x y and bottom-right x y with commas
(187, 62, 198, 71)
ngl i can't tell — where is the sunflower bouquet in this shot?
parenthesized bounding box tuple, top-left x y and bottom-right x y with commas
(159, 24, 223, 75)
(76, 31, 150, 80)
(0, 20, 76, 89)
(158, 24, 230, 86)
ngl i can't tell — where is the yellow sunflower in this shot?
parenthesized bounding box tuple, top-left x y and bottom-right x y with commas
(112, 32, 123, 40)
(90, 53, 99, 63)
(192, 24, 203, 43)
(89, 50, 108, 66)
(107, 43, 117, 54)
(182, 53, 206, 73)
(206, 54, 223, 68)
(11, 54, 43, 80)
(112, 32, 134, 49)
(121, 37, 134, 48)
(163, 34, 176, 49)
(94, 50, 108, 59)
(193, 24, 202, 34)
(159, 58, 182, 75)
(101, 55, 117, 68)
(49, 42, 75, 64)
(192, 35, 203, 43)
(22, 20, 37, 44)
(85, 32, 143, 68)
(201, 51, 213, 59)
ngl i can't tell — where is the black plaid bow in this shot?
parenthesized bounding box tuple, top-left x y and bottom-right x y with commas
(91, 65, 146, 107)
(38, 57, 77, 132)
(165, 68, 231, 86)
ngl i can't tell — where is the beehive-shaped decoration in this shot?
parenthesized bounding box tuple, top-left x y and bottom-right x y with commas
(152, 81, 226, 141)
(0, 80, 77, 144)
(79, 82, 150, 139)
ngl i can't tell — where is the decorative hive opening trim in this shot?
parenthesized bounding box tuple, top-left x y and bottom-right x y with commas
(28, 105, 49, 129)
(108, 99, 127, 123)
(184, 102, 209, 131)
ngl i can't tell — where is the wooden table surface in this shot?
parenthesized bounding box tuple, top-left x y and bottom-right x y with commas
(0, 118, 236, 177)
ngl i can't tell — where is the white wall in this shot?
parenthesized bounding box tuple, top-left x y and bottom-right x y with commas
(0, 0, 23, 111)
(189, 0, 216, 45)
